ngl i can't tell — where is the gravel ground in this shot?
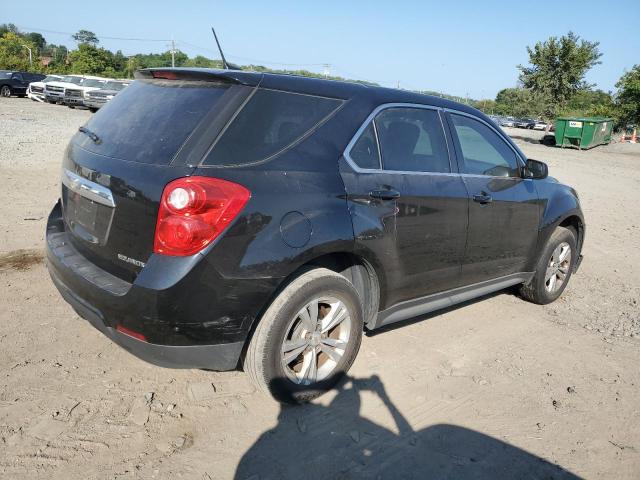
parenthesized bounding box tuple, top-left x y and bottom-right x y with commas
(1, 98, 639, 479)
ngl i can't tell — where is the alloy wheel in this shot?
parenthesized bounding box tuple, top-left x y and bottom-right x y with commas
(1, 86, 11, 97)
(281, 297, 352, 385)
(545, 242, 571, 293)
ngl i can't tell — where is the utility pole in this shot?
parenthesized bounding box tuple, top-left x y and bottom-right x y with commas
(22, 45, 33, 68)
(396, 80, 400, 89)
(323, 64, 331, 78)
(167, 38, 177, 67)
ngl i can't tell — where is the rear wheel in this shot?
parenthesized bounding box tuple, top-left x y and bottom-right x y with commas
(89, 107, 98, 113)
(519, 226, 577, 304)
(245, 268, 363, 403)
(0, 85, 11, 97)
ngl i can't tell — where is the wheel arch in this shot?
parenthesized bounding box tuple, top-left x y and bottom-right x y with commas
(240, 250, 382, 366)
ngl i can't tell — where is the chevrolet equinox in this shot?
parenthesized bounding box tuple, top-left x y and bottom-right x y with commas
(46, 68, 585, 403)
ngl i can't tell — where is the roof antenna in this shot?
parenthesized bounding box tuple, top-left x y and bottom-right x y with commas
(211, 27, 240, 70)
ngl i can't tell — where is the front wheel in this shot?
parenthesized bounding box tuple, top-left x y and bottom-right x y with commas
(245, 267, 364, 403)
(0, 85, 12, 97)
(519, 226, 577, 304)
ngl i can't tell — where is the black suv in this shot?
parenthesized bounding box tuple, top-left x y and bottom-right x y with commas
(0, 70, 45, 97)
(46, 68, 585, 403)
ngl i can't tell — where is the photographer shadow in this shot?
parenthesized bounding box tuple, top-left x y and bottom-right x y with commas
(235, 375, 579, 480)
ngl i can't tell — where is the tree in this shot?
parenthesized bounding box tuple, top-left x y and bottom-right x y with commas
(72, 29, 99, 46)
(494, 87, 545, 118)
(0, 23, 19, 36)
(615, 65, 640, 126)
(518, 32, 602, 117)
(0, 32, 37, 71)
(68, 43, 112, 74)
(24, 32, 45, 51)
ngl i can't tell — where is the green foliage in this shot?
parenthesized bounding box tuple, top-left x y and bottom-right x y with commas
(0, 32, 37, 71)
(72, 30, 99, 46)
(0, 23, 19, 36)
(67, 44, 114, 75)
(615, 65, 640, 126)
(494, 88, 545, 118)
(24, 32, 45, 51)
(518, 32, 602, 117)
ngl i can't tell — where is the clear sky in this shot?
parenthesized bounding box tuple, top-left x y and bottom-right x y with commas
(4, 0, 639, 98)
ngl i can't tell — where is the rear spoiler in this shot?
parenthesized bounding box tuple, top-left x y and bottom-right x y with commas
(136, 68, 262, 87)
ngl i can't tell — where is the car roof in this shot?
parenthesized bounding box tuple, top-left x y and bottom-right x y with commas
(138, 67, 487, 118)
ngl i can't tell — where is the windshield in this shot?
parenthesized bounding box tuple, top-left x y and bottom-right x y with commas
(0, 72, 12, 79)
(61, 76, 83, 84)
(43, 76, 61, 83)
(83, 79, 105, 88)
(105, 81, 127, 91)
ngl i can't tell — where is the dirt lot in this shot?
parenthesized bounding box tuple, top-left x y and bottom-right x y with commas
(1, 98, 639, 479)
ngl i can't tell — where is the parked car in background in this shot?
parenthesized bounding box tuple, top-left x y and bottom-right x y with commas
(64, 77, 108, 108)
(533, 120, 550, 131)
(487, 115, 501, 126)
(500, 117, 516, 127)
(0, 71, 46, 97)
(46, 67, 585, 403)
(28, 74, 63, 102)
(44, 75, 84, 104)
(84, 80, 130, 112)
(515, 118, 536, 129)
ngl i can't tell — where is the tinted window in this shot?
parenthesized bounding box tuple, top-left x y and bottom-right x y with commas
(375, 108, 450, 173)
(349, 122, 381, 169)
(450, 114, 520, 177)
(79, 79, 229, 165)
(204, 89, 342, 166)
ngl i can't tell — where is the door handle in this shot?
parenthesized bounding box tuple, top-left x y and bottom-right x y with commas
(473, 193, 493, 204)
(369, 189, 401, 200)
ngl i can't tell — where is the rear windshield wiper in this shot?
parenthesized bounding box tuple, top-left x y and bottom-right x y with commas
(78, 126, 102, 144)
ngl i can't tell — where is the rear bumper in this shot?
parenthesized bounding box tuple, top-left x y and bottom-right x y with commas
(45, 200, 274, 371)
(49, 269, 243, 369)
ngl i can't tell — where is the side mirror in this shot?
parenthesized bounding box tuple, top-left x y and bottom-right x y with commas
(523, 159, 548, 180)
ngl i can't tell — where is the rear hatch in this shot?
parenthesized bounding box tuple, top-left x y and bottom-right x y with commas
(61, 70, 259, 282)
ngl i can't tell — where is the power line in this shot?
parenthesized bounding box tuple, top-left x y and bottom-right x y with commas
(16, 25, 170, 42)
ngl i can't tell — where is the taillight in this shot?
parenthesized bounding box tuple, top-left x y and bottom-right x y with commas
(154, 176, 250, 256)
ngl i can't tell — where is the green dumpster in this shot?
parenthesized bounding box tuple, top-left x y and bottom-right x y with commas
(555, 116, 614, 149)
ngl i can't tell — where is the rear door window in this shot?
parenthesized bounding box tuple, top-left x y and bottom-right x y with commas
(203, 89, 342, 166)
(77, 79, 230, 165)
(375, 107, 450, 173)
(349, 122, 381, 169)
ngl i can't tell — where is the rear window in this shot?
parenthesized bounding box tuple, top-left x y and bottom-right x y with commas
(78, 80, 229, 164)
(203, 88, 342, 166)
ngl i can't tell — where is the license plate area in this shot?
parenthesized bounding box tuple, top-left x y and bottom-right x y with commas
(61, 169, 115, 246)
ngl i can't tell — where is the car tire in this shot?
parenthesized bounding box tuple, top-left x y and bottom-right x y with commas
(245, 267, 364, 404)
(89, 107, 98, 113)
(0, 85, 11, 97)
(519, 226, 577, 305)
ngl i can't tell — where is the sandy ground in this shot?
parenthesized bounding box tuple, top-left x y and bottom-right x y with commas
(1, 98, 639, 479)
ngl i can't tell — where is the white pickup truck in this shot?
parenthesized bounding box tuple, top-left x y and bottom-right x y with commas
(27, 75, 63, 102)
(44, 75, 86, 104)
(63, 76, 108, 108)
